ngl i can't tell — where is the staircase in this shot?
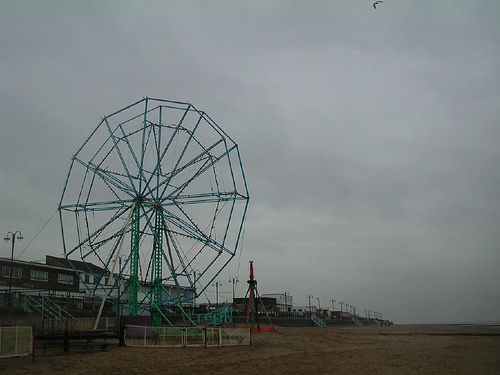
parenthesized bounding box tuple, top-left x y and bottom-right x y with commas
(23, 294, 74, 319)
(311, 314, 327, 327)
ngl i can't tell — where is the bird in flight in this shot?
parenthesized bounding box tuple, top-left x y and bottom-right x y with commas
(373, 1, 383, 9)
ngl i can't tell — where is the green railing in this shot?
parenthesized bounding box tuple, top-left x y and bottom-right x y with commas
(311, 314, 326, 327)
(23, 294, 74, 319)
(196, 305, 233, 326)
(352, 316, 363, 326)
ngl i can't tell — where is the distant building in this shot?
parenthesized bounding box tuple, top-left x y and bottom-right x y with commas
(0, 257, 80, 295)
(233, 297, 277, 316)
(262, 293, 293, 315)
(45, 255, 195, 315)
(1, 255, 194, 316)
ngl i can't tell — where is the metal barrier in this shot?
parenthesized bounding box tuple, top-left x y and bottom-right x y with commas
(124, 325, 250, 348)
(0, 325, 33, 358)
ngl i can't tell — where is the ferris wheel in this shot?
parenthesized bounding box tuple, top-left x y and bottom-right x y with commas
(58, 97, 249, 316)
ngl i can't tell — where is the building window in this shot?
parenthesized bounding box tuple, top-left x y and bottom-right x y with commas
(58, 273, 74, 284)
(30, 270, 48, 281)
(2, 266, 22, 278)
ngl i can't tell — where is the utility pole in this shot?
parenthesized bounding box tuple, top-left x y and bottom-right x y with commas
(330, 299, 336, 319)
(117, 256, 122, 319)
(212, 281, 222, 307)
(307, 295, 314, 317)
(283, 291, 288, 316)
(228, 277, 239, 302)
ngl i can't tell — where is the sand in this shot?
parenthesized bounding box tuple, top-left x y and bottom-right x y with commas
(3, 324, 500, 374)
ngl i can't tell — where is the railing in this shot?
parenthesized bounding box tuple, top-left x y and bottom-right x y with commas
(352, 316, 363, 326)
(311, 314, 327, 327)
(196, 305, 233, 326)
(24, 294, 74, 319)
(124, 325, 250, 347)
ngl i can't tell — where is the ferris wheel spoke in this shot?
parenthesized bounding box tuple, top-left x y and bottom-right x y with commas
(116, 121, 152, 192)
(74, 228, 122, 263)
(164, 192, 246, 206)
(60, 198, 134, 212)
(161, 112, 204, 192)
(65, 204, 132, 256)
(163, 209, 233, 256)
(153, 138, 224, 198)
(166, 143, 238, 200)
(104, 118, 140, 196)
(73, 157, 136, 197)
(142, 106, 192, 194)
(162, 219, 190, 281)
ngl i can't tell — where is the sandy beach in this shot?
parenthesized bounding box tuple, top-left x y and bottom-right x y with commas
(2, 324, 500, 374)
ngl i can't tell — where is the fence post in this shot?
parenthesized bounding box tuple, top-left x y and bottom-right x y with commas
(203, 326, 207, 348)
(119, 321, 125, 347)
(15, 325, 19, 356)
(31, 326, 35, 362)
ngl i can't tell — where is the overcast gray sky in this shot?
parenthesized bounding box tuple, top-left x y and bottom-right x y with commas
(1, 1, 499, 324)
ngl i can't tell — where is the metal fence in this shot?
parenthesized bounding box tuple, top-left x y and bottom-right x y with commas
(124, 325, 250, 348)
(0, 325, 33, 358)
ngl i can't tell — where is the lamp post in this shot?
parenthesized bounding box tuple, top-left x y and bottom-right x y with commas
(4, 231, 23, 307)
(212, 281, 222, 307)
(228, 277, 239, 302)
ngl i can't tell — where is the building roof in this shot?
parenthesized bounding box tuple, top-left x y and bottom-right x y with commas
(0, 256, 75, 273)
(45, 255, 104, 274)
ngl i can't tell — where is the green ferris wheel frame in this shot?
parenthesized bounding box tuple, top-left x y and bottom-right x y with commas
(59, 97, 249, 319)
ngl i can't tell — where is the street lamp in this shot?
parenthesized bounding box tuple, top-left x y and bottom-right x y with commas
(212, 281, 222, 307)
(4, 230, 23, 306)
(228, 277, 239, 302)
